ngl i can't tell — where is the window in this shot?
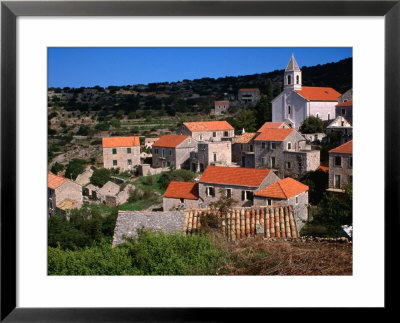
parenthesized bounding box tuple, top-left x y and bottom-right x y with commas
(250, 145, 253, 152)
(271, 157, 276, 168)
(213, 132, 216, 137)
(154, 148, 159, 155)
(162, 161, 166, 168)
(224, 131, 229, 137)
(127, 148, 131, 154)
(113, 160, 117, 166)
(296, 75, 300, 84)
(287, 105, 291, 115)
(341, 108, 346, 115)
(261, 142, 266, 149)
(267, 199, 272, 206)
(334, 174, 341, 189)
(295, 196, 299, 204)
(213, 152, 217, 162)
(188, 138, 191, 143)
(169, 149, 172, 156)
(127, 159, 132, 165)
(162, 148, 165, 157)
(287, 75, 291, 85)
(167, 161, 171, 167)
(112, 148, 117, 154)
(180, 198, 184, 203)
(207, 187, 215, 197)
(271, 142, 276, 149)
(328, 113, 331, 120)
(244, 191, 254, 201)
(287, 142, 292, 150)
(199, 135, 203, 141)
(335, 156, 342, 167)
(349, 157, 353, 168)
(261, 157, 266, 166)
(225, 188, 232, 198)
(287, 162, 291, 169)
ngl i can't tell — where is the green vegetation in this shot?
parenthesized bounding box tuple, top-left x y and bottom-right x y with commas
(50, 162, 64, 175)
(90, 168, 111, 187)
(157, 169, 196, 190)
(64, 159, 87, 180)
(299, 116, 325, 134)
(299, 170, 328, 204)
(48, 229, 225, 275)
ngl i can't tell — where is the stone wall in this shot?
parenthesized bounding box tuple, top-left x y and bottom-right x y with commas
(55, 181, 83, 208)
(283, 150, 320, 179)
(163, 197, 199, 211)
(103, 145, 140, 171)
(152, 137, 196, 169)
(328, 153, 352, 189)
(190, 141, 232, 171)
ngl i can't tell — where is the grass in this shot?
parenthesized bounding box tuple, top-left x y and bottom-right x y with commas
(132, 173, 165, 195)
(118, 196, 162, 211)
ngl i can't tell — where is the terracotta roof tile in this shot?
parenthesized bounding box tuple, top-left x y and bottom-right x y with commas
(152, 135, 188, 148)
(235, 132, 257, 144)
(199, 165, 271, 187)
(257, 122, 286, 133)
(336, 100, 353, 107)
(102, 136, 140, 148)
(296, 86, 341, 101)
(163, 181, 199, 200)
(254, 128, 294, 141)
(183, 121, 234, 132)
(184, 206, 298, 239)
(214, 100, 229, 105)
(255, 177, 309, 199)
(318, 161, 329, 173)
(329, 140, 353, 154)
(48, 172, 69, 189)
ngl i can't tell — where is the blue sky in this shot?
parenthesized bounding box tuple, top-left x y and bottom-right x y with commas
(48, 47, 352, 88)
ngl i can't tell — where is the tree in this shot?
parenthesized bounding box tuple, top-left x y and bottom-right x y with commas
(233, 109, 257, 132)
(76, 125, 90, 136)
(254, 95, 272, 129)
(51, 162, 64, 175)
(64, 159, 86, 180)
(299, 170, 328, 204)
(90, 168, 111, 187)
(299, 115, 325, 134)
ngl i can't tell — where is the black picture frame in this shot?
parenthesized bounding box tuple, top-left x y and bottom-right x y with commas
(1, 0, 398, 321)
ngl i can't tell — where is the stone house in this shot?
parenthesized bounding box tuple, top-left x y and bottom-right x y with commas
(337, 88, 353, 104)
(254, 177, 309, 230)
(177, 121, 235, 142)
(328, 140, 353, 191)
(272, 54, 341, 129)
(212, 100, 229, 115)
(326, 116, 353, 145)
(163, 181, 199, 211)
(238, 88, 260, 105)
(97, 181, 120, 204)
(335, 100, 353, 124)
(190, 140, 232, 172)
(198, 165, 280, 208)
(152, 135, 196, 169)
(102, 136, 140, 171)
(232, 132, 257, 167)
(48, 172, 83, 217)
(75, 166, 95, 186)
(254, 128, 320, 179)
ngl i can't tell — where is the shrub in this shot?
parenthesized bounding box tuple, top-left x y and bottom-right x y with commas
(157, 169, 196, 190)
(76, 125, 90, 136)
(128, 188, 143, 202)
(299, 116, 325, 134)
(90, 168, 111, 187)
(64, 159, 86, 180)
(51, 162, 64, 175)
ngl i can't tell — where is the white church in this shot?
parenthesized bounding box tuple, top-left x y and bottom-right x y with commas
(272, 54, 342, 129)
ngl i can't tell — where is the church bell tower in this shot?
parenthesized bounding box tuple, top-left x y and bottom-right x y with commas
(284, 54, 302, 91)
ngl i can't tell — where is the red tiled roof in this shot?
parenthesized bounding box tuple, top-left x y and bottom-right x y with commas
(102, 136, 140, 148)
(296, 86, 341, 101)
(255, 177, 309, 199)
(199, 166, 272, 187)
(336, 100, 353, 107)
(235, 132, 257, 144)
(254, 128, 294, 141)
(152, 135, 188, 148)
(183, 121, 234, 132)
(215, 100, 229, 105)
(163, 181, 199, 200)
(48, 172, 69, 189)
(329, 140, 353, 154)
(318, 161, 329, 173)
(257, 122, 286, 133)
(239, 88, 260, 92)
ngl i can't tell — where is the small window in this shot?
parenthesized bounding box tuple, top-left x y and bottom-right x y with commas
(169, 149, 172, 156)
(261, 157, 266, 166)
(261, 142, 266, 149)
(162, 148, 165, 157)
(199, 135, 203, 141)
(334, 174, 341, 189)
(271, 157, 276, 168)
(167, 161, 171, 167)
(226, 188, 232, 198)
(180, 198, 184, 203)
(287, 142, 292, 150)
(154, 148, 159, 154)
(287, 75, 291, 85)
(113, 160, 117, 166)
(213, 132, 216, 137)
(207, 187, 215, 197)
(188, 138, 191, 143)
(250, 145, 253, 152)
(328, 113, 331, 120)
(296, 75, 299, 84)
(341, 109, 346, 115)
(127, 159, 132, 165)
(295, 196, 299, 204)
(213, 152, 217, 162)
(335, 156, 342, 166)
(268, 199, 272, 206)
(349, 157, 353, 168)
(287, 105, 291, 115)
(245, 191, 254, 201)
(224, 131, 229, 137)
(271, 142, 276, 149)
(127, 148, 131, 154)
(112, 148, 117, 154)
(287, 162, 291, 169)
